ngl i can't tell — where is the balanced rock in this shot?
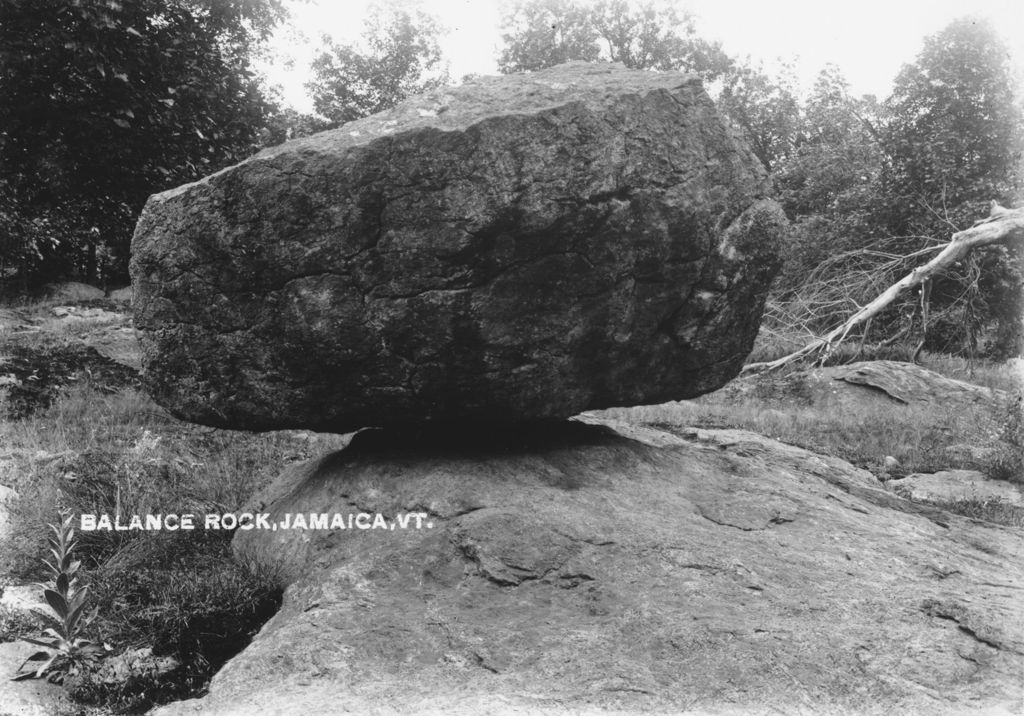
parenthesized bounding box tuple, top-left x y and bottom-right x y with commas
(131, 62, 786, 432)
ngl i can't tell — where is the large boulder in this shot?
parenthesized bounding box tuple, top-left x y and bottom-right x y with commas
(131, 62, 786, 432)
(152, 419, 1024, 715)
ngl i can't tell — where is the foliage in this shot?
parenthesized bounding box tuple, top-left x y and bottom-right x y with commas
(772, 67, 884, 288)
(258, 105, 334, 146)
(0, 604, 42, 644)
(716, 59, 801, 173)
(68, 532, 281, 711)
(986, 393, 1024, 484)
(882, 18, 1023, 226)
(0, 0, 287, 285)
(0, 300, 348, 708)
(923, 497, 1024, 528)
(306, 5, 450, 125)
(497, 0, 731, 79)
(12, 511, 108, 683)
(876, 18, 1024, 356)
(746, 18, 1023, 360)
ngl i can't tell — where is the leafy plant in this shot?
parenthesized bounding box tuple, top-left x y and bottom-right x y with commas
(12, 511, 108, 682)
(0, 0, 287, 284)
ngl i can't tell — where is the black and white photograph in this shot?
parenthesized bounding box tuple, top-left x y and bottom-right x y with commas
(0, 0, 1021, 713)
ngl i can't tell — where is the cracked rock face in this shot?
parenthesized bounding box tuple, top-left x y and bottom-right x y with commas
(130, 62, 786, 432)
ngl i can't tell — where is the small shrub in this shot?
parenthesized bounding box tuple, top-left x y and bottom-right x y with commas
(986, 393, 1024, 484)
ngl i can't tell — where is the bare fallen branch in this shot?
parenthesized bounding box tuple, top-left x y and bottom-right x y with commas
(744, 205, 1024, 373)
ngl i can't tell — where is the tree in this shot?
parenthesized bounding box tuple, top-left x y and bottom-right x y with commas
(772, 66, 884, 291)
(497, 0, 731, 79)
(497, 0, 598, 72)
(715, 59, 801, 173)
(306, 5, 449, 126)
(759, 19, 1024, 361)
(879, 17, 1024, 356)
(0, 0, 286, 284)
(883, 17, 1023, 232)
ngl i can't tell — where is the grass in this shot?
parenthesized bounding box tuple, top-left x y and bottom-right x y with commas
(602, 396, 999, 476)
(0, 377, 344, 710)
(599, 353, 1022, 498)
(1, 312, 347, 711)
(923, 497, 1024, 527)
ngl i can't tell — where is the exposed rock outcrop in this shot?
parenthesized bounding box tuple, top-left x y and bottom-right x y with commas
(131, 62, 786, 433)
(153, 419, 1024, 715)
(707, 359, 1011, 412)
(888, 469, 1024, 505)
(824, 360, 1009, 406)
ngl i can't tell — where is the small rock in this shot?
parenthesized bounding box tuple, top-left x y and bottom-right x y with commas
(883, 456, 902, 476)
(108, 286, 133, 303)
(0, 584, 48, 617)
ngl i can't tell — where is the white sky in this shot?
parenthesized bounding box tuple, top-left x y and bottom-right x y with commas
(260, 0, 1023, 114)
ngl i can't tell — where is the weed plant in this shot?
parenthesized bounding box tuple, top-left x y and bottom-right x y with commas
(12, 511, 108, 683)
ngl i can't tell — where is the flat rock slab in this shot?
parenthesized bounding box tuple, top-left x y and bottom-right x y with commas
(708, 360, 1010, 413)
(38, 281, 104, 303)
(81, 325, 142, 372)
(154, 420, 1023, 715)
(824, 360, 1009, 406)
(131, 62, 785, 432)
(0, 641, 72, 716)
(888, 470, 1024, 506)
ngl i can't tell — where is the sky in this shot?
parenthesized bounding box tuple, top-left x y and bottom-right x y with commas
(259, 0, 1023, 114)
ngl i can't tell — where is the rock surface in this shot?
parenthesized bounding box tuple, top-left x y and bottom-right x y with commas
(0, 585, 46, 621)
(153, 419, 1023, 716)
(888, 469, 1024, 506)
(709, 359, 1011, 412)
(824, 360, 1009, 406)
(0, 642, 72, 716)
(131, 62, 786, 432)
(38, 281, 104, 303)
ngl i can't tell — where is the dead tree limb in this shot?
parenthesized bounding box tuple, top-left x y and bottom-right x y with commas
(743, 205, 1024, 374)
